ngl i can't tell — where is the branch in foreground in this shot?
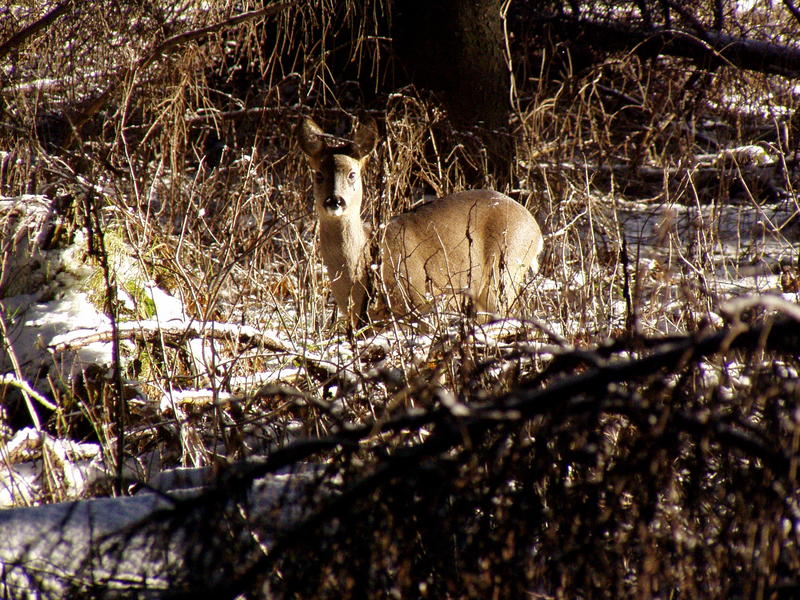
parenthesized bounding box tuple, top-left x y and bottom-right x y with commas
(3, 309, 799, 598)
(190, 309, 800, 511)
(547, 17, 800, 78)
(218, 313, 800, 597)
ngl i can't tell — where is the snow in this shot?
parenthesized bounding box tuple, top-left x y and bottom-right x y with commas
(0, 466, 319, 596)
(2, 290, 112, 381)
(0, 427, 105, 507)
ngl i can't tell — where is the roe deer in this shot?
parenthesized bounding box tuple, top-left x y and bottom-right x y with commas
(297, 116, 543, 327)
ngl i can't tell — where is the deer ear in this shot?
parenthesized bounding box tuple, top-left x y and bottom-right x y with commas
(297, 117, 325, 158)
(351, 117, 378, 160)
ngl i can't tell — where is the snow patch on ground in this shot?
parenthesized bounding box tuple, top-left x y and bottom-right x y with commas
(2, 290, 112, 380)
(0, 427, 105, 507)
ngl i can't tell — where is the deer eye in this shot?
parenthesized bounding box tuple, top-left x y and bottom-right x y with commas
(314, 172, 324, 184)
(348, 171, 357, 182)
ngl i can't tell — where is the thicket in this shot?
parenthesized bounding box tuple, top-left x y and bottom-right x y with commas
(1, 1, 799, 598)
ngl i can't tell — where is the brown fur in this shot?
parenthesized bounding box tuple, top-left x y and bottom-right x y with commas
(297, 117, 543, 327)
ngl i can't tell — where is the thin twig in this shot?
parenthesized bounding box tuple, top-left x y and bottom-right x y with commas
(83, 189, 126, 496)
(0, 373, 57, 412)
(0, 0, 74, 61)
(66, 1, 295, 140)
(0, 308, 44, 430)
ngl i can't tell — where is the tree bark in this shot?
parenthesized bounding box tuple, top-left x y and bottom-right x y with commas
(393, 0, 514, 187)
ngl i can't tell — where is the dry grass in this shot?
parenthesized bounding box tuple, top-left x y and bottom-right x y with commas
(0, 0, 796, 461)
(1, 0, 799, 597)
(1, 0, 797, 474)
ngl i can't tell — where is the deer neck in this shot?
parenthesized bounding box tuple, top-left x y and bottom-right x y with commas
(318, 213, 371, 298)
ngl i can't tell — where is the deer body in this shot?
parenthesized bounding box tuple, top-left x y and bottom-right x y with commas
(298, 117, 543, 326)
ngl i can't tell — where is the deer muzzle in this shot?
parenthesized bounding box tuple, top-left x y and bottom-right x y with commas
(323, 195, 346, 214)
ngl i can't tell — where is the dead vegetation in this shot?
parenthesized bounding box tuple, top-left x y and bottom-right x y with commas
(1, 0, 799, 598)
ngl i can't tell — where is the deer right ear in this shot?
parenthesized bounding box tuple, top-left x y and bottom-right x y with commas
(297, 117, 325, 158)
(351, 117, 378, 160)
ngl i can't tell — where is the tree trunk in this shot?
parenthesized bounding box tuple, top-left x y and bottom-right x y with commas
(393, 0, 514, 187)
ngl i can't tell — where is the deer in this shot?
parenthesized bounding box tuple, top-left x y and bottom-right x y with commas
(297, 116, 543, 329)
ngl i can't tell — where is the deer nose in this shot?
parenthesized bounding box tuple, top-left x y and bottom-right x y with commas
(324, 195, 346, 211)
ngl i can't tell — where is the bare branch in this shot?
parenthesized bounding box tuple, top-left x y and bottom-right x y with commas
(784, 0, 800, 26)
(0, 0, 74, 62)
(0, 373, 57, 411)
(64, 1, 295, 142)
(548, 17, 800, 78)
(139, 2, 295, 71)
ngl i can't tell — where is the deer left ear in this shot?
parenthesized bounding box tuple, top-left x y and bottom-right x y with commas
(351, 117, 378, 160)
(297, 117, 326, 159)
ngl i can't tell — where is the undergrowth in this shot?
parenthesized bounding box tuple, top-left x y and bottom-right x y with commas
(0, 1, 799, 598)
